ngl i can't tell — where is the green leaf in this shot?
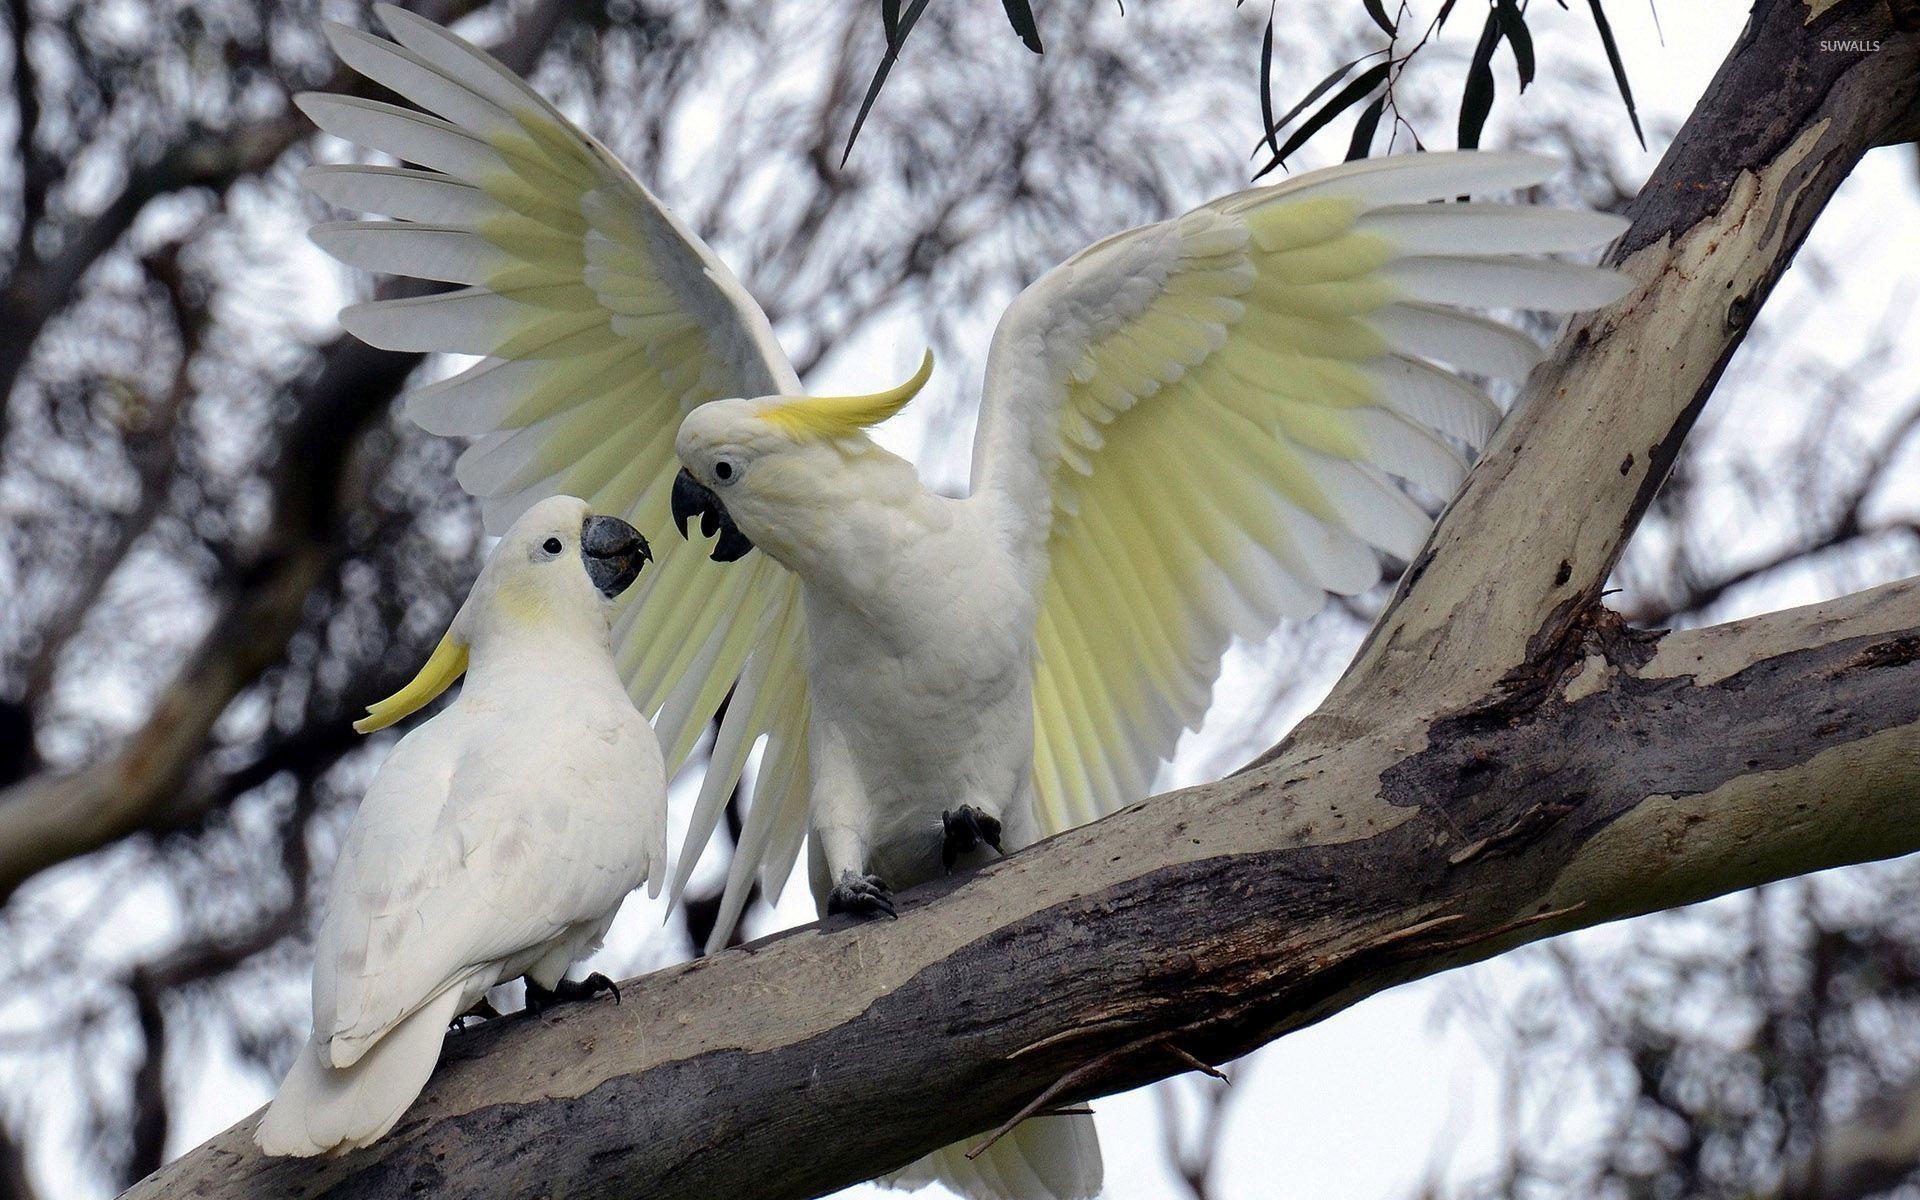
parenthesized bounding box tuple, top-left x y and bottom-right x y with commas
(1259, 6, 1281, 159)
(1256, 59, 1390, 178)
(1586, 0, 1645, 148)
(1457, 10, 1499, 149)
(1362, 0, 1398, 35)
(1495, 0, 1535, 91)
(1255, 51, 1376, 159)
(1346, 93, 1387, 161)
(843, 0, 934, 164)
(1000, 0, 1043, 53)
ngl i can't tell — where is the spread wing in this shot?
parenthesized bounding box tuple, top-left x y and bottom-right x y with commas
(300, 6, 812, 924)
(312, 711, 662, 1066)
(971, 151, 1629, 834)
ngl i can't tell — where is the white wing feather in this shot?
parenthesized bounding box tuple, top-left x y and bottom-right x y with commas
(974, 151, 1629, 835)
(304, 7, 809, 900)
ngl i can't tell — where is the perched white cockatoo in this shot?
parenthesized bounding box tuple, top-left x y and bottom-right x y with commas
(297, 8, 1628, 1193)
(254, 495, 663, 1157)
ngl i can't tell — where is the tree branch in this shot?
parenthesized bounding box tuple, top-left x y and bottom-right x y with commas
(4, 0, 44, 243)
(126, 576, 1920, 1200)
(0, 0, 496, 434)
(119, 1, 1920, 1196)
(0, 0, 589, 902)
(1316, 0, 1920, 732)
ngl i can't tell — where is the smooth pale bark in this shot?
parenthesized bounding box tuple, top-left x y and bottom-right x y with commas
(123, 0, 1920, 1197)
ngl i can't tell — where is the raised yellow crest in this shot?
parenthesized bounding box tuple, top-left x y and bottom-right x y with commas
(354, 631, 469, 733)
(760, 350, 933, 441)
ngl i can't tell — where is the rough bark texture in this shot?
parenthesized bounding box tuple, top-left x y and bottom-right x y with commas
(123, 1, 1920, 1197)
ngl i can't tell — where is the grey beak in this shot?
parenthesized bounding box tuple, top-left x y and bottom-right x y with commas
(671, 469, 755, 563)
(580, 514, 650, 598)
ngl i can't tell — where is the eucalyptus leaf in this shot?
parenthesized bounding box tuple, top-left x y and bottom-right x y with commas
(1458, 10, 1500, 149)
(1587, 0, 1645, 148)
(1256, 59, 1390, 178)
(1001, 0, 1043, 53)
(1496, 0, 1535, 91)
(1346, 92, 1387, 161)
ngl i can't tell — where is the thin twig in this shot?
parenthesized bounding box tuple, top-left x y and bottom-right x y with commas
(1165, 1043, 1228, 1083)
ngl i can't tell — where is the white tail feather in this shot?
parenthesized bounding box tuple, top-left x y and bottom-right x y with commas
(880, 1112, 1103, 1200)
(254, 988, 462, 1157)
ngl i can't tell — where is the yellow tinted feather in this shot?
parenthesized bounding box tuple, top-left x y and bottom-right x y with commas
(759, 350, 934, 440)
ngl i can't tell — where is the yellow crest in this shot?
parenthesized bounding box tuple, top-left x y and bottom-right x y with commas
(760, 350, 933, 441)
(354, 631, 469, 733)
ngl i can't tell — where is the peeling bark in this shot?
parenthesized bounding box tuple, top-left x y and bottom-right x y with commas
(120, 1, 1920, 1197)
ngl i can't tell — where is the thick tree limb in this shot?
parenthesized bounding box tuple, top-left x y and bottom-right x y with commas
(122, 1, 1920, 1197)
(1317, 0, 1920, 729)
(125, 576, 1920, 1200)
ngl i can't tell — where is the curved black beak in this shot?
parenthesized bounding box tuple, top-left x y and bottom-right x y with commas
(580, 514, 651, 598)
(671, 469, 755, 563)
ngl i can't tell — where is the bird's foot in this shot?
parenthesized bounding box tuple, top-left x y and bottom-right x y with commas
(941, 805, 1004, 872)
(825, 870, 896, 920)
(449, 998, 503, 1030)
(523, 972, 621, 1016)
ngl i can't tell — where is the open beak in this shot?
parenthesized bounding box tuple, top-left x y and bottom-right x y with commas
(581, 514, 651, 598)
(672, 469, 755, 562)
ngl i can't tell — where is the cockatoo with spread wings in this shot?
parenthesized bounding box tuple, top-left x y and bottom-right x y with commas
(300, 8, 1627, 1194)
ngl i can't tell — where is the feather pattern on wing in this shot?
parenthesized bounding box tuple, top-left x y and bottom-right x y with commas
(971, 151, 1629, 835)
(302, 6, 808, 865)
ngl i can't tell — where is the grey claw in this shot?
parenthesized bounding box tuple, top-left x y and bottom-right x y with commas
(523, 972, 620, 1016)
(942, 805, 1004, 872)
(449, 997, 502, 1030)
(826, 870, 896, 920)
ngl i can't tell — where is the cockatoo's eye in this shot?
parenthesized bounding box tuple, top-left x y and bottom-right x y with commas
(713, 459, 737, 484)
(542, 537, 563, 554)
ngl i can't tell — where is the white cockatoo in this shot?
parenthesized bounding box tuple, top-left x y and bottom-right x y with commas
(297, 8, 1628, 1193)
(254, 495, 664, 1157)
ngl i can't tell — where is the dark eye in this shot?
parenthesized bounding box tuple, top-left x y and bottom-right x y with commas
(713, 460, 735, 482)
(542, 537, 563, 554)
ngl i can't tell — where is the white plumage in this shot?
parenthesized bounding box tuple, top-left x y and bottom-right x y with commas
(255, 495, 664, 1157)
(299, 9, 1632, 1194)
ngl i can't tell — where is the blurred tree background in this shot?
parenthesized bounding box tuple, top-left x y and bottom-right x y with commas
(0, 1, 1914, 1198)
